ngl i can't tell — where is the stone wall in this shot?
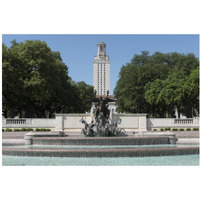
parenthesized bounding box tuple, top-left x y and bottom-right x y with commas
(55, 114, 92, 131)
(2, 118, 55, 129)
(2, 114, 199, 132)
(147, 118, 199, 131)
(112, 113, 147, 131)
(56, 113, 147, 131)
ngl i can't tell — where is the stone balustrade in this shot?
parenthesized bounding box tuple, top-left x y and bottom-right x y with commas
(174, 118, 193, 124)
(147, 118, 199, 130)
(6, 119, 27, 124)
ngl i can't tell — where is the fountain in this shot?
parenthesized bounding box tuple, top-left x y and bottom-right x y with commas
(2, 91, 199, 161)
(80, 91, 125, 137)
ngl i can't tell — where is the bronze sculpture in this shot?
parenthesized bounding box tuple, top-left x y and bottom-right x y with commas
(80, 90, 125, 137)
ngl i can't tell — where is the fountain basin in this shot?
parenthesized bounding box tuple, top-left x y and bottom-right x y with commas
(3, 131, 197, 159)
(24, 131, 177, 145)
(2, 145, 199, 157)
(30, 136, 172, 146)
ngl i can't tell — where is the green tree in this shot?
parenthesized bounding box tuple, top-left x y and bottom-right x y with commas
(73, 81, 94, 113)
(181, 68, 199, 117)
(158, 72, 186, 118)
(114, 51, 199, 118)
(16, 40, 73, 117)
(2, 40, 93, 118)
(2, 43, 26, 117)
(114, 63, 148, 113)
(144, 79, 167, 117)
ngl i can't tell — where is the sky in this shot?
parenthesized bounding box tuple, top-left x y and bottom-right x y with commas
(2, 34, 199, 94)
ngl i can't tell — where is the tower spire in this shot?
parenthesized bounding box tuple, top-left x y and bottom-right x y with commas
(97, 42, 106, 59)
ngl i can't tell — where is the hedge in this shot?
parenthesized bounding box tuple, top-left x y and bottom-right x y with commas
(26, 128, 34, 131)
(35, 128, 51, 131)
(2, 128, 51, 132)
(5, 128, 12, 132)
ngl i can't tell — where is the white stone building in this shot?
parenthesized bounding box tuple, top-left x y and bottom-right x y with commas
(93, 42, 110, 95)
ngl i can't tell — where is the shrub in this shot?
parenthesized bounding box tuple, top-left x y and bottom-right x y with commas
(26, 128, 34, 131)
(193, 128, 199, 131)
(165, 128, 171, 131)
(179, 128, 184, 131)
(172, 128, 178, 131)
(5, 128, 12, 132)
(14, 128, 20, 132)
(186, 128, 191, 131)
(153, 129, 157, 131)
(20, 128, 27, 131)
(160, 128, 164, 131)
(2, 129, 4, 132)
(35, 128, 51, 131)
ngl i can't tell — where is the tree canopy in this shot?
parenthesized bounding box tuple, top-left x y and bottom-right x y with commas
(114, 51, 199, 118)
(2, 40, 94, 118)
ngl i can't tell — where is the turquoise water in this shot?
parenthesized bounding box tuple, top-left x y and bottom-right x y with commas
(2, 154, 199, 166)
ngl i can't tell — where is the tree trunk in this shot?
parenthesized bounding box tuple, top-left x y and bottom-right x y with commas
(177, 106, 181, 118)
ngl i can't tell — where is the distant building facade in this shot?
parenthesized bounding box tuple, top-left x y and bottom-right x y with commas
(93, 42, 110, 95)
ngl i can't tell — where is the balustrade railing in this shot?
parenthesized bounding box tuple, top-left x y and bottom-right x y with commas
(6, 119, 27, 124)
(174, 119, 193, 124)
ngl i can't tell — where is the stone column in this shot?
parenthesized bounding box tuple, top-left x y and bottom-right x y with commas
(55, 114, 64, 131)
(138, 114, 147, 131)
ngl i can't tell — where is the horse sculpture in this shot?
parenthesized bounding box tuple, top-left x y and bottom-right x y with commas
(80, 90, 125, 137)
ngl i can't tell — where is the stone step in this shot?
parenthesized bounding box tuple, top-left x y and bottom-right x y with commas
(2, 146, 199, 157)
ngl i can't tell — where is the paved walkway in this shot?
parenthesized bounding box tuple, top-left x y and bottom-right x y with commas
(2, 139, 25, 146)
(177, 138, 199, 145)
(2, 132, 28, 139)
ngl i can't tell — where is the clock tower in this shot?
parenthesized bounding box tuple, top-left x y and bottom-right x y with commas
(93, 42, 110, 95)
